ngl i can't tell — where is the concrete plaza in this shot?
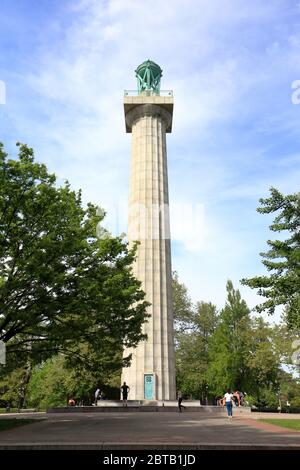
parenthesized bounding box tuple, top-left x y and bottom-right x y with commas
(0, 409, 300, 449)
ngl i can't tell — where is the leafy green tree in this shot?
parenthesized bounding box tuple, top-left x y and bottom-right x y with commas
(244, 317, 282, 403)
(207, 282, 290, 405)
(173, 273, 219, 400)
(26, 357, 71, 409)
(176, 301, 218, 401)
(0, 143, 148, 373)
(173, 274, 295, 407)
(26, 356, 103, 409)
(172, 271, 194, 332)
(279, 370, 300, 407)
(206, 280, 251, 396)
(0, 367, 25, 408)
(0, 354, 123, 409)
(241, 188, 300, 329)
(193, 301, 219, 341)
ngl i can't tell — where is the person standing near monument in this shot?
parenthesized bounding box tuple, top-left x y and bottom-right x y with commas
(94, 387, 101, 406)
(177, 390, 185, 413)
(120, 382, 130, 407)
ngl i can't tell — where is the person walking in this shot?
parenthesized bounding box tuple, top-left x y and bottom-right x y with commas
(177, 390, 185, 413)
(223, 388, 234, 421)
(120, 382, 130, 407)
(94, 387, 101, 406)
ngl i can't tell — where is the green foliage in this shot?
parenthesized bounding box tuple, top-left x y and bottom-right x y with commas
(173, 272, 218, 401)
(242, 394, 256, 407)
(26, 355, 102, 408)
(244, 318, 290, 398)
(0, 367, 25, 407)
(0, 353, 122, 409)
(172, 271, 194, 332)
(26, 357, 70, 408)
(0, 142, 149, 373)
(290, 396, 300, 407)
(206, 281, 251, 396)
(206, 282, 292, 404)
(256, 388, 279, 408)
(174, 277, 294, 406)
(277, 369, 300, 407)
(241, 187, 300, 329)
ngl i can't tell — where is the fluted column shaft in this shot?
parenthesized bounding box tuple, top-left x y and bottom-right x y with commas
(122, 103, 176, 400)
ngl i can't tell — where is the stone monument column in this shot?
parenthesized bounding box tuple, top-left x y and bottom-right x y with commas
(122, 60, 176, 401)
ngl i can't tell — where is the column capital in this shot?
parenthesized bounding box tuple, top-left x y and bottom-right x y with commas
(125, 104, 173, 133)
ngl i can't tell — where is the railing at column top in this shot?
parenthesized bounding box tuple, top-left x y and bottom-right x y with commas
(124, 90, 173, 97)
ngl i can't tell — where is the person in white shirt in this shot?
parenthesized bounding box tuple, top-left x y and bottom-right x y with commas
(94, 387, 101, 406)
(223, 389, 234, 420)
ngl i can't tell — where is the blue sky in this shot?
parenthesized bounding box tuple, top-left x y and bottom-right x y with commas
(1, 0, 300, 318)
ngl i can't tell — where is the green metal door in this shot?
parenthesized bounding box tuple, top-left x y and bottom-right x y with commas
(144, 374, 154, 400)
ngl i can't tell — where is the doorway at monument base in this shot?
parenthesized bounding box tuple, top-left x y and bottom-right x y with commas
(121, 365, 176, 401)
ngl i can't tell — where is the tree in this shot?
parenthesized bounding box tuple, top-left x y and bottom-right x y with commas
(26, 357, 73, 409)
(244, 318, 282, 404)
(173, 274, 295, 407)
(0, 143, 149, 372)
(173, 272, 219, 400)
(241, 187, 300, 329)
(176, 301, 218, 401)
(172, 271, 194, 333)
(206, 280, 251, 396)
(25, 355, 108, 409)
(279, 370, 300, 408)
(207, 282, 290, 404)
(0, 367, 26, 409)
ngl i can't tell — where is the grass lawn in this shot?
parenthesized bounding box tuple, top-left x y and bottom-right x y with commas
(0, 408, 18, 413)
(0, 419, 41, 432)
(261, 419, 300, 431)
(0, 408, 42, 413)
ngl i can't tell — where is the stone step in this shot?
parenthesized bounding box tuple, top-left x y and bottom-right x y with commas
(47, 405, 252, 414)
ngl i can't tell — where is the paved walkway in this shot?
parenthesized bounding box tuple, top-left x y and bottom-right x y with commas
(0, 411, 300, 449)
